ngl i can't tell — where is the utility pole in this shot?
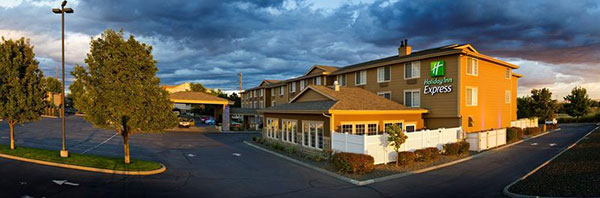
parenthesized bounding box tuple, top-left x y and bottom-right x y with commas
(53, 1, 74, 158)
(239, 73, 243, 93)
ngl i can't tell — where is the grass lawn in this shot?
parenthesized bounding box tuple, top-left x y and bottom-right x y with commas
(509, 127, 600, 197)
(252, 141, 473, 181)
(0, 145, 163, 172)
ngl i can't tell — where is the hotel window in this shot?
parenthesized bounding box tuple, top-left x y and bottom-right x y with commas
(505, 90, 511, 104)
(367, 123, 378, 135)
(404, 89, 420, 107)
(266, 118, 278, 139)
(377, 91, 392, 100)
(466, 87, 478, 106)
(300, 80, 306, 90)
(341, 124, 353, 133)
(355, 70, 366, 85)
(377, 66, 391, 82)
(302, 121, 324, 150)
(466, 57, 478, 76)
(279, 86, 284, 96)
(259, 89, 263, 97)
(290, 82, 296, 93)
(355, 124, 365, 135)
(405, 124, 416, 133)
(404, 61, 420, 79)
(271, 88, 275, 96)
(337, 74, 346, 86)
(282, 120, 297, 143)
(314, 77, 322, 85)
(505, 68, 511, 79)
(384, 121, 403, 134)
(259, 101, 264, 108)
(253, 90, 257, 97)
(272, 101, 276, 106)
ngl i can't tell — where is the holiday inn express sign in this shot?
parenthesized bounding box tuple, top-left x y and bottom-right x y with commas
(424, 60, 453, 95)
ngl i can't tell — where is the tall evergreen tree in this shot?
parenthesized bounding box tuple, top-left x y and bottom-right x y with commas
(0, 38, 47, 149)
(70, 30, 177, 163)
(563, 86, 592, 120)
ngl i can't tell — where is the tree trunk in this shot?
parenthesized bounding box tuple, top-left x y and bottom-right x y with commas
(9, 121, 15, 150)
(395, 151, 399, 167)
(122, 132, 130, 164)
(542, 124, 547, 132)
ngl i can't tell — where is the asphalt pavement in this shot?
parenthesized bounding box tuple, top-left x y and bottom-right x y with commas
(0, 116, 595, 198)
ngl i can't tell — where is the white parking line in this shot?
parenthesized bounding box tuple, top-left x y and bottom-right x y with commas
(81, 132, 119, 154)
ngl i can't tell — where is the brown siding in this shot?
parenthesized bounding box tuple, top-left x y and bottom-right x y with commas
(294, 89, 331, 102)
(341, 55, 461, 128)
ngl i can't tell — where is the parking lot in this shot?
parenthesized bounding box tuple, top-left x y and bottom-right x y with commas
(0, 116, 596, 198)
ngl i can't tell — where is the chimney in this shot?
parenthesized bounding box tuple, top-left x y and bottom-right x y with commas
(398, 39, 411, 56)
(334, 81, 340, 91)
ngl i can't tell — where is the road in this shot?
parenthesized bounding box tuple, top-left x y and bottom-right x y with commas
(0, 117, 595, 198)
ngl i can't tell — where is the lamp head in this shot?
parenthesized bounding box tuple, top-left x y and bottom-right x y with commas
(64, 8, 74, 13)
(61, 1, 67, 7)
(52, 8, 62, 14)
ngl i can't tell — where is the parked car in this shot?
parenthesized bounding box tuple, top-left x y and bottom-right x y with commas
(545, 118, 558, 125)
(205, 118, 215, 125)
(178, 117, 195, 128)
(200, 116, 210, 122)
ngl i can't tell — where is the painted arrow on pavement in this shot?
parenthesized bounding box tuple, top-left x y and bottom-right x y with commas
(53, 180, 79, 186)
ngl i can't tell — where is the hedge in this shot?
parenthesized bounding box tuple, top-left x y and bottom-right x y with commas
(443, 142, 470, 156)
(415, 147, 440, 162)
(397, 151, 416, 165)
(525, 127, 541, 136)
(332, 152, 374, 174)
(507, 127, 524, 142)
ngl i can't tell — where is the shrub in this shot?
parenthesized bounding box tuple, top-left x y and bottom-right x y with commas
(507, 127, 523, 142)
(415, 148, 434, 162)
(443, 142, 460, 156)
(322, 149, 334, 160)
(426, 147, 440, 160)
(286, 146, 296, 154)
(396, 151, 416, 165)
(458, 141, 470, 154)
(331, 152, 374, 174)
(524, 127, 541, 136)
(252, 136, 258, 142)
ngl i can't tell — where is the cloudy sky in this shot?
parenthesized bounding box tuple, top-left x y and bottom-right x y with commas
(1, 0, 599, 99)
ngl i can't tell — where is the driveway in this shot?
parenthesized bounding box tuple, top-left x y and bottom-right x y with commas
(0, 117, 595, 198)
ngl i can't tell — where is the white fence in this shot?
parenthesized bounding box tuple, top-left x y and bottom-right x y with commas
(331, 127, 462, 165)
(466, 128, 506, 152)
(511, 118, 538, 129)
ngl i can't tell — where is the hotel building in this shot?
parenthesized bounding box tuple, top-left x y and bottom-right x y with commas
(241, 42, 521, 152)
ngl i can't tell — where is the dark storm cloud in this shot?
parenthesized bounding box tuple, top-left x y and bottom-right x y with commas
(1, 0, 599, 91)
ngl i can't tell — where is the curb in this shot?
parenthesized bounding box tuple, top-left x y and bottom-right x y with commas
(245, 141, 485, 186)
(245, 127, 567, 186)
(503, 125, 600, 198)
(0, 153, 166, 175)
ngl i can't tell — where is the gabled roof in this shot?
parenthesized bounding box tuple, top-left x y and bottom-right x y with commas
(331, 43, 518, 75)
(260, 85, 427, 114)
(304, 65, 339, 76)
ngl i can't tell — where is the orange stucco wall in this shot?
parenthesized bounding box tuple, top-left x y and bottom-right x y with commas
(459, 55, 518, 133)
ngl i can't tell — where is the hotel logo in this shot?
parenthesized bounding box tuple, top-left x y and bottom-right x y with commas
(430, 60, 445, 77)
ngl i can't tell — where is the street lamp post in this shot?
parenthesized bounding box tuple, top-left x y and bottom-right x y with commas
(52, 1, 73, 158)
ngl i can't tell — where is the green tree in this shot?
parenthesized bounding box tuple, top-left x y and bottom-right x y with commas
(386, 124, 407, 167)
(189, 83, 207, 93)
(563, 86, 592, 121)
(0, 38, 47, 150)
(530, 88, 559, 131)
(517, 96, 535, 119)
(70, 30, 177, 163)
(43, 77, 62, 93)
(228, 92, 241, 107)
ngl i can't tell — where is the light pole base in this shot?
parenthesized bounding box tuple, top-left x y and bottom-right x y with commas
(60, 149, 69, 158)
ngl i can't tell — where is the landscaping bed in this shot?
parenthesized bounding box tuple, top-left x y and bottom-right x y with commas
(509, 127, 600, 197)
(0, 145, 163, 172)
(252, 137, 474, 181)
